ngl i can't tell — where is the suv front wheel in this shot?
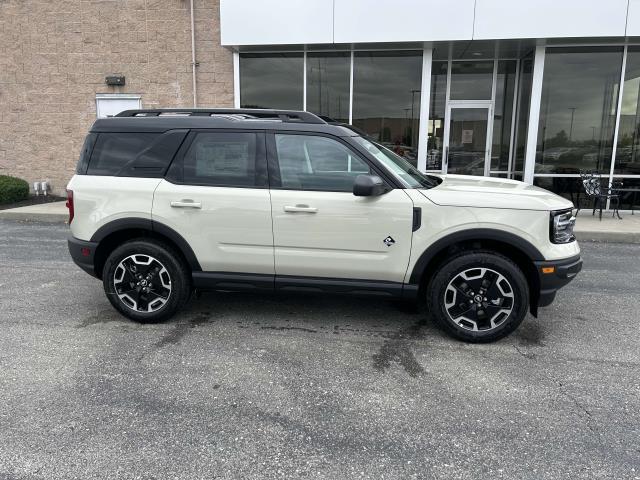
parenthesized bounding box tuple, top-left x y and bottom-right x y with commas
(427, 251, 529, 343)
(102, 239, 191, 323)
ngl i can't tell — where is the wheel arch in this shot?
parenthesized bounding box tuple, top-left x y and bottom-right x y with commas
(410, 229, 544, 316)
(90, 218, 201, 279)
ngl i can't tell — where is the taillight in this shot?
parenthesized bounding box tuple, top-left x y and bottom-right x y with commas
(66, 189, 74, 223)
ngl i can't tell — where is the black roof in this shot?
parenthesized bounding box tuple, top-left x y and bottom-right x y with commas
(90, 109, 359, 137)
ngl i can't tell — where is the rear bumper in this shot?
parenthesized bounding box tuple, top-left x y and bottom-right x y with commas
(68, 235, 99, 278)
(534, 254, 583, 308)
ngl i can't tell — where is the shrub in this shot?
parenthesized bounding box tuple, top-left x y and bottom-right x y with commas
(0, 175, 30, 204)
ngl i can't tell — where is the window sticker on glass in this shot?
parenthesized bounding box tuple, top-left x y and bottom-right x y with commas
(461, 130, 474, 144)
(195, 142, 249, 176)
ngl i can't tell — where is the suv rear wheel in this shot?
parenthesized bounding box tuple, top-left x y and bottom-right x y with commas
(102, 239, 191, 323)
(427, 251, 529, 343)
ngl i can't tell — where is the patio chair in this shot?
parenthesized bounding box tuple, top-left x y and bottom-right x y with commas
(578, 171, 621, 221)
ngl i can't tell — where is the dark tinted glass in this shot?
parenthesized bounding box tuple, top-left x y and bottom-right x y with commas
(274, 134, 370, 191)
(427, 61, 448, 170)
(614, 47, 640, 174)
(88, 133, 159, 176)
(240, 53, 303, 109)
(450, 61, 493, 100)
(76, 133, 97, 174)
(612, 178, 640, 210)
(183, 132, 258, 187)
(534, 176, 583, 203)
(118, 130, 188, 178)
(536, 47, 623, 174)
(352, 51, 422, 166)
(513, 56, 533, 177)
(491, 60, 517, 171)
(306, 52, 350, 123)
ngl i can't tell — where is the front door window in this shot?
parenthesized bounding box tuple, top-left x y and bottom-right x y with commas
(445, 106, 491, 176)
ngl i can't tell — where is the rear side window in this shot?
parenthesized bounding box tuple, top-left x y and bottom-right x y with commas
(182, 132, 260, 187)
(76, 133, 97, 174)
(87, 133, 159, 176)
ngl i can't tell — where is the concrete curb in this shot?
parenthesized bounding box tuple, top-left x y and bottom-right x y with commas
(575, 231, 640, 244)
(0, 211, 69, 223)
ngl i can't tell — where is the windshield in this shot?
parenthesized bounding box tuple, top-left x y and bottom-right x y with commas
(352, 137, 439, 189)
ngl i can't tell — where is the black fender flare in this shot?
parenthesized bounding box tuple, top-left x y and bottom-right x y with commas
(408, 228, 544, 284)
(90, 217, 202, 271)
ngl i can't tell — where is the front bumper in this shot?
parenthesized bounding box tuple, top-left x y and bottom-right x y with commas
(533, 254, 583, 308)
(68, 235, 99, 278)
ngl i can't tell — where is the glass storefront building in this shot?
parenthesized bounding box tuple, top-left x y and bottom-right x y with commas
(222, 0, 640, 207)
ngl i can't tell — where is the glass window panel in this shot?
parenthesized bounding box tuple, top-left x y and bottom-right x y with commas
(352, 51, 422, 166)
(183, 132, 258, 187)
(449, 61, 493, 100)
(536, 47, 623, 175)
(491, 61, 517, 171)
(274, 134, 370, 191)
(239, 53, 303, 110)
(534, 177, 582, 203)
(306, 52, 350, 123)
(427, 61, 447, 170)
(513, 56, 533, 177)
(88, 133, 159, 176)
(447, 107, 490, 176)
(614, 47, 640, 175)
(613, 178, 640, 210)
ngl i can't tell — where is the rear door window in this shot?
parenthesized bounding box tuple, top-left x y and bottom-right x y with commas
(181, 132, 264, 187)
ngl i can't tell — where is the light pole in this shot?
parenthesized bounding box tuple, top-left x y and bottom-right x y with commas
(411, 89, 420, 148)
(568, 107, 576, 142)
(404, 108, 411, 145)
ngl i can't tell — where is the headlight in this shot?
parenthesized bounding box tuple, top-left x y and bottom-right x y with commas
(550, 209, 576, 244)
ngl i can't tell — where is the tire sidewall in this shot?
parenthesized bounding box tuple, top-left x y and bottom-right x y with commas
(428, 252, 529, 342)
(102, 240, 189, 323)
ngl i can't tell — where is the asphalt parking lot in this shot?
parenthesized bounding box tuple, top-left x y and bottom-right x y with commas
(0, 219, 639, 480)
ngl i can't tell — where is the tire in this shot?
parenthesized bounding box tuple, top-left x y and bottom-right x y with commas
(427, 250, 529, 343)
(102, 238, 191, 323)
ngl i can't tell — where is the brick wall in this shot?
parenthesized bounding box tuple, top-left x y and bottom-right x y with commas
(0, 0, 233, 195)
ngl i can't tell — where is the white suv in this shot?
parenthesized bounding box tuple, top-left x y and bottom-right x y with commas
(67, 109, 582, 342)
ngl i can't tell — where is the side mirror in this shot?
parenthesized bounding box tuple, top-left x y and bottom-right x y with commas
(353, 174, 387, 197)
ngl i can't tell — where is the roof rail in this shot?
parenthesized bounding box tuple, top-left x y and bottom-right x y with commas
(115, 108, 326, 124)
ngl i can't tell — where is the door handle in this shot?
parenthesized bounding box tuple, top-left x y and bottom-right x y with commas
(170, 200, 202, 209)
(283, 204, 318, 213)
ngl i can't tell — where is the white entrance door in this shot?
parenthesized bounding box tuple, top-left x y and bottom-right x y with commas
(443, 102, 492, 176)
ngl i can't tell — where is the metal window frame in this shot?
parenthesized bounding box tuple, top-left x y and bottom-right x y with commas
(302, 47, 308, 111)
(524, 45, 546, 185)
(348, 49, 354, 124)
(442, 100, 493, 176)
(233, 51, 240, 108)
(607, 45, 628, 209)
(507, 58, 521, 178)
(416, 45, 433, 172)
(487, 59, 498, 177)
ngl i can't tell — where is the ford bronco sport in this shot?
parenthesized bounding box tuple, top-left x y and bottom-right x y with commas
(67, 109, 582, 342)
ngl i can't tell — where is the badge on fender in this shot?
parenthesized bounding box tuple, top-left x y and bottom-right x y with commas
(383, 236, 395, 247)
